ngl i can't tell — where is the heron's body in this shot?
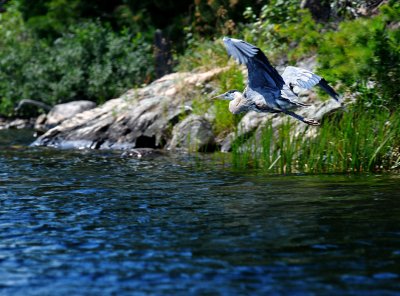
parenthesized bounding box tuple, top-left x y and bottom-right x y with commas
(215, 37, 341, 125)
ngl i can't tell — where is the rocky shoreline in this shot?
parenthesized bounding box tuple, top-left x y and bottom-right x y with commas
(4, 67, 343, 153)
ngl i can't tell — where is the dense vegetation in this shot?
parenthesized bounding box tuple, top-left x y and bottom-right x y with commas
(0, 0, 261, 115)
(0, 0, 399, 172)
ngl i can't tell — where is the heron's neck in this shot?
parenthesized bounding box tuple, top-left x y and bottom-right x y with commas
(228, 92, 246, 114)
(233, 91, 245, 100)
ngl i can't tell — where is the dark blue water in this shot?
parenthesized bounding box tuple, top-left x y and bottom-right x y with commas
(1, 130, 400, 295)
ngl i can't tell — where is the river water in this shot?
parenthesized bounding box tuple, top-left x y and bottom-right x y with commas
(1, 130, 399, 295)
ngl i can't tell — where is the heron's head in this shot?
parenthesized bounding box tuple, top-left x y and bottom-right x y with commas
(212, 89, 241, 101)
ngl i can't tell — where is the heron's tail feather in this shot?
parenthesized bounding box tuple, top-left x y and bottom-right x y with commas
(318, 79, 341, 102)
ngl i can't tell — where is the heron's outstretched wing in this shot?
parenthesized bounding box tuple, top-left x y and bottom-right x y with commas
(223, 37, 285, 90)
(282, 66, 340, 101)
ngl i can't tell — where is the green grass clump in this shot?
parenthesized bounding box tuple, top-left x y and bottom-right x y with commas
(232, 105, 400, 173)
(232, 105, 400, 174)
(298, 106, 400, 173)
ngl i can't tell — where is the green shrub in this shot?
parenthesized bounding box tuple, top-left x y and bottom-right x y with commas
(317, 3, 400, 107)
(0, 4, 154, 116)
(242, 0, 310, 61)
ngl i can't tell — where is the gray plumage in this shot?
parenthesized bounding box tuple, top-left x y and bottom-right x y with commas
(214, 37, 341, 126)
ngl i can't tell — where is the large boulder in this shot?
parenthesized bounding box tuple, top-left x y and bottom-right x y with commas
(167, 115, 215, 152)
(32, 69, 224, 149)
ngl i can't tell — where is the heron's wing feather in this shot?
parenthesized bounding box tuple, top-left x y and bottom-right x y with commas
(223, 37, 284, 90)
(282, 66, 321, 89)
(282, 66, 340, 101)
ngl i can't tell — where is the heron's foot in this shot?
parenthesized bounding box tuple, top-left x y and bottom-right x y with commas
(303, 118, 320, 126)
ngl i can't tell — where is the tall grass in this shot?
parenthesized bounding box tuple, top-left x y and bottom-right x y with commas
(231, 105, 400, 173)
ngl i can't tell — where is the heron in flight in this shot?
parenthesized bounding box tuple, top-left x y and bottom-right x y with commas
(214, 37, 341, 126)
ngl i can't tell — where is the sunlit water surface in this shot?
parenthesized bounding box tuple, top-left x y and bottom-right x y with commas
(1, 130, 400, 295)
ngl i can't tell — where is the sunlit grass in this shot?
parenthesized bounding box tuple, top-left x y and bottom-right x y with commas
(231, 105, 400, 173)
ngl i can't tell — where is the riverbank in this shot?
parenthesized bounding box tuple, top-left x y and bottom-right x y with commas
(3, 65, 398, 174)
(30, 67, 342, 151)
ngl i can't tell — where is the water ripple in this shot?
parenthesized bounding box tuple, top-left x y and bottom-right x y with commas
(0, 130, 400, 295)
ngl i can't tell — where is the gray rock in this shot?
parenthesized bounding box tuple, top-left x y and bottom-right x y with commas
(167, 115, 215, 152)
(220, 133, 234, 152)
(32, 69, 224, 150)
(218, 112, 271, 152)
(35, 100, 96, 132)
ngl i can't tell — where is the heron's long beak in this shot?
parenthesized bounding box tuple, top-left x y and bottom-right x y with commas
(212, 93, 226, 100)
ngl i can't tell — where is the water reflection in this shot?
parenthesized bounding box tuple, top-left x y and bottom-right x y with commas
(0, 130, 400, 295)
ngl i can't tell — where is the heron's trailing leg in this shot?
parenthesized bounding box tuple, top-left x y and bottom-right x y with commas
(283, 110, 320, 126)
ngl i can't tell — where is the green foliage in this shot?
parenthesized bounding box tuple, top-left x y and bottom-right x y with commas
(243, 2, 399, 107)
(243, 0, 302, 45)
(212, 100, 237, 136)
(275, 11, 321, 61)
(243, 6, 321, 63)
(231, 104, 400, 173)
(244, 0, 301, 26)
(0, 9, 153, 115)
(0, 1, 33, 115)
(318, 3, 400, 106)
(18, 0, 81, 38)
(15, 0, 263, 49)
(176, 38, 229, 72)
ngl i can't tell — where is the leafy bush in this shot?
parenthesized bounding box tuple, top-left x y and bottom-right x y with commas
(317, 3, 400, 107)
(0, 3, 154, 116)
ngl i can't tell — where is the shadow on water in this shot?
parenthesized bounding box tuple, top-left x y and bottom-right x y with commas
(1, 129, 400, 295)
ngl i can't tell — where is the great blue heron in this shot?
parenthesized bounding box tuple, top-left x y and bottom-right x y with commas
(214, 37, 341, 126)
